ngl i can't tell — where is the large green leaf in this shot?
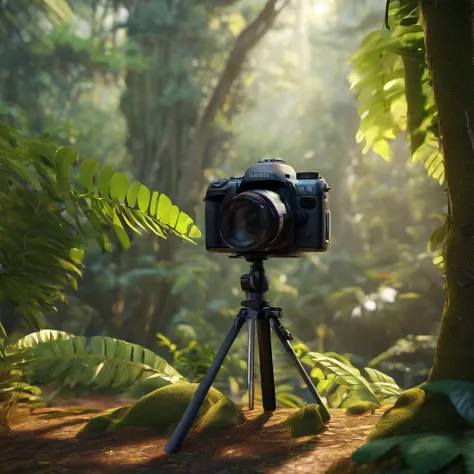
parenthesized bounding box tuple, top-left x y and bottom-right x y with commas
(352, 435, 411, 463)
(399, 434, 459, 474)
(364, 367, 397, 385)
(364, 367, 401, 398)
(78, 158, 100, 192)
(16, 333, 185, 392)
(54, 146, 78, 191)
(6, 330, 72, 355)
(98, 165, 115, 198)
(422, 379, 474, 425)
(353, 433, 460, 473)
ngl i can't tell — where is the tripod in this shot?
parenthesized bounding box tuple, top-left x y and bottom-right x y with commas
(164, 259, 330, 453)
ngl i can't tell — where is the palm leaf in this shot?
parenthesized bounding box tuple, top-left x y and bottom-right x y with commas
(11, 331, 185, 392)
(5, 329, 72, 355)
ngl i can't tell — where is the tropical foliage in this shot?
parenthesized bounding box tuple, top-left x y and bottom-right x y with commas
(301, 350, 401, 409)
(0, 0, 449, 437)
(3, 330, 183, 396)
(0, 122, 200, 330)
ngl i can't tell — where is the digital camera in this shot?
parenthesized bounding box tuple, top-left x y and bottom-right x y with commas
(204, 159, 331, 258)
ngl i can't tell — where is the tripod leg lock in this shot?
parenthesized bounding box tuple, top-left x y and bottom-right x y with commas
(280, 326, 293, 341)
(270, 317, 293, 342)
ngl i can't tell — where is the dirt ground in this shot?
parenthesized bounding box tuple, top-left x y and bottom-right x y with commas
(0, 397, 384, 474)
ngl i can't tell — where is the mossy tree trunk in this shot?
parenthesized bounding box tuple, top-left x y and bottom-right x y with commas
(422, 0, 474, 382)
(401, 0, 426, 154)
(363, 0, 474, 443)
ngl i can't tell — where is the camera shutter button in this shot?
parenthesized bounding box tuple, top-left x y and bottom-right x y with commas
(213, 178, 228, 187)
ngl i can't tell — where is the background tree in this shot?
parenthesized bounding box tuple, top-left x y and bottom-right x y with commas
(118, 0, 289, 346)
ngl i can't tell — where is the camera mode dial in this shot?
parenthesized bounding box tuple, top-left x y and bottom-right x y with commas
(212, 178, 229, 188)
(258, 158, 286, 164)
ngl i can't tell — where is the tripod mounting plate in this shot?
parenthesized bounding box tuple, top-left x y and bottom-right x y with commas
(239, 305, 282, 322)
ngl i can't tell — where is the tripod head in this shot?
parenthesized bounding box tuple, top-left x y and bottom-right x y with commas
(239, 259, 272, 308)
(240, 259, 269, 294)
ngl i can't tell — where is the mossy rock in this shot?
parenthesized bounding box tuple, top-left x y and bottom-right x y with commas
(195, 396, 246, 433)
(368, 387, 470, 441)
(80, 382, 246, 436)
(286, 404, 326, 438)
(345, 401, 378, 416)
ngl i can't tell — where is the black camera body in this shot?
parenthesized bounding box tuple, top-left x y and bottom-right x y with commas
(204, 159, 331, 258)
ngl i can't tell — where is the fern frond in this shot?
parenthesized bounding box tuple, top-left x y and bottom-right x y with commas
(0, 121, 200, 324)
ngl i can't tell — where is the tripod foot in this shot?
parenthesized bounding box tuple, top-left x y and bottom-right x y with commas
(164, 315, 246, 453)
(271, 315, 331, 423)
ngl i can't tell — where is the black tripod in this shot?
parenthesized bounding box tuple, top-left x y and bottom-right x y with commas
(164, 259, 330, 453)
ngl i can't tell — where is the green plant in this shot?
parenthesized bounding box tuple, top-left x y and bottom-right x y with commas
(349, 0, 448, 272)
(422, 380, 474, 426)
(349, 1, 440, 183)
(0, 122, 200, 327)
(368, 334, 436, 387)
(157, 333, 216, 382)
(303, 351, 402, 409)
(3, 330, 185, 404)
(353, 432, 464, 474)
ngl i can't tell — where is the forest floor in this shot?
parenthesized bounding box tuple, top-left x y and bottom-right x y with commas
(1, 396, 384, 474)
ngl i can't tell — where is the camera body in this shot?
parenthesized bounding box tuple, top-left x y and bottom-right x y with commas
(204, 159, 331, 258)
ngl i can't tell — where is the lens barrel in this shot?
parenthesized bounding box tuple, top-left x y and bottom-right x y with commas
(219, 190, 289, 252)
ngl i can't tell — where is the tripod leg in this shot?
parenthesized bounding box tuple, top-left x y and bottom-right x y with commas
(257, 319, 276, 411)
(248, 319, 256, 410)
(164, 315, 246, 453)
(271, 318, 331, 422)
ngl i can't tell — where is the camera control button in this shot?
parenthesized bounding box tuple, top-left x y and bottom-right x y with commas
(295, 211, 307, 225)
(212, 178, 229, 188)
(301, 197, 316, 209)
(296, 171, 320, 179)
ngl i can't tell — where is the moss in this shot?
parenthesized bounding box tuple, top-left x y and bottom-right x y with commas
(368, 387, 470, 441)
(286, 404, 325, 438)
(345, 401, 377, 416)
(80, 382, 246, 435)
(195, 397, 246, 433)
(81, 405, 130, 434)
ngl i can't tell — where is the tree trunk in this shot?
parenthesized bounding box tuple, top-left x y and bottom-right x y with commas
(401, 0, 426, 154)
(359, 0, 474, 444)
(422, 0, 474, 382)
(176, 0, 290, 216)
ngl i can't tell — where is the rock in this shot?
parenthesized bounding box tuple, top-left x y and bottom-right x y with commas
(345, 401, 378, 416)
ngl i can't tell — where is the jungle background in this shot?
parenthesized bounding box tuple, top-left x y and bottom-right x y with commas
(0, 0, 445, 414)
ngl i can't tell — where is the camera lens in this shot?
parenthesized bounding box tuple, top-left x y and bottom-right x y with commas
(220, 190, 289, 252)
